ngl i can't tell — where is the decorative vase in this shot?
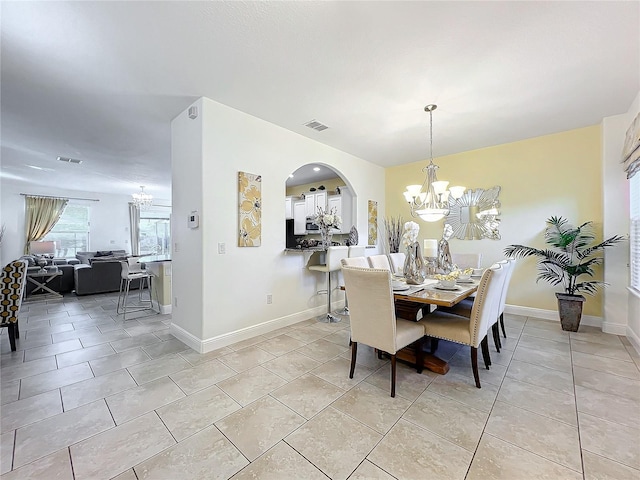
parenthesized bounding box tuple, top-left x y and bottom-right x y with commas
(556, 293, 585, 332)
(403, 241, 426, 285)
(348, 225, 358, 247)
(320, 228, 333, 250)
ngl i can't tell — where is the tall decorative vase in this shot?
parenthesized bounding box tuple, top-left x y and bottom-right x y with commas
(320, 228, 333, 250)
(403, 241, 426, 285)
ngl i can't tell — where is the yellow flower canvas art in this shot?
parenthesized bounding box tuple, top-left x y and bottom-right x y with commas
(238, 171, 261, 247)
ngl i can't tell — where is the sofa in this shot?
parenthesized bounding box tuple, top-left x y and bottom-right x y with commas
(74, 250, 141, 295)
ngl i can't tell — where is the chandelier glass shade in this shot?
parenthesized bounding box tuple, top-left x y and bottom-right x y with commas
(132, 186, 153, 209)
(404, 105, 465, 222)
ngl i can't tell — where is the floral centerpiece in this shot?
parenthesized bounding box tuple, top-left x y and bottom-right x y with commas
(401, 221, 419, 250)
(401, 221, 426, 284)
(313, 206, 342, 249)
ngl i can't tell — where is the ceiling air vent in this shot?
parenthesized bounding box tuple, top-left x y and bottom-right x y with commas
(57, 156, 83, 164)
(304, 119, 329, 132)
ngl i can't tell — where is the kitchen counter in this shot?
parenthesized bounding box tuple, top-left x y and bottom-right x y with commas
(284, 245, 375, 252)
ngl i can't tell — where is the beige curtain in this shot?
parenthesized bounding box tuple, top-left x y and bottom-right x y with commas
(623, 112, 640, 179)
(129, 202, 140, 255)
(24, 196, 69, 254)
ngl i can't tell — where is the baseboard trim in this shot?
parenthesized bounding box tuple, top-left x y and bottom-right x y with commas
(153, 301, 171, 315)
(504, 304, 603, 328)
(626, 325, 640, 354)
(170, 324, 203, 352)
(601, 321, 628, 336)
(171, 303, 341, 353)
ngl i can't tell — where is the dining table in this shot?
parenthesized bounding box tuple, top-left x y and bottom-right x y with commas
(392, 277, 479, 375)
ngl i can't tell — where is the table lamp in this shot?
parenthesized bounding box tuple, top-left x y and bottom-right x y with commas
(30, 241, 56, 256)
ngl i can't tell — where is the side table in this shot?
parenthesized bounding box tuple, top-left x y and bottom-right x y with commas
(26, 270, 64, 299)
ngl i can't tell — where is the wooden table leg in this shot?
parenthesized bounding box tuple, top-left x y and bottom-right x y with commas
(395, 338, 450, 375)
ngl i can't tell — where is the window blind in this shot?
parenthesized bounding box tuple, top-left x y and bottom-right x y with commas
(631, 173, 640, 290)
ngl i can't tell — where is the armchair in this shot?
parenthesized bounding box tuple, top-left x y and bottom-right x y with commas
(0, 260, 28, 351)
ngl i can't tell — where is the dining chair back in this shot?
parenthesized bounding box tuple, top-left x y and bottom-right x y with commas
(497, 258, 516, 337)
(451, 253, 483, 270)
(388, 252, 406, 275)
(342, 265, 426, 397)
(419, 263, 506, 388)
(308, 246, 349, 322)
(0, 260, 28, 351)
(367, 254, 391, 270)
(341, 257, 369, 268)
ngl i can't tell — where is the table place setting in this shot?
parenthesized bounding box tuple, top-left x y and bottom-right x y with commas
(392, 278, 438, 295)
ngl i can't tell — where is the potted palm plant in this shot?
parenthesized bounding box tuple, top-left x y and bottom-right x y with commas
(504, 216, 624, 331)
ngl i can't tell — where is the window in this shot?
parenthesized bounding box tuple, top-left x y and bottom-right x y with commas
(139, 207, 171, 255)
(43, 203, 90, 258)
(631, 173, 640, 291)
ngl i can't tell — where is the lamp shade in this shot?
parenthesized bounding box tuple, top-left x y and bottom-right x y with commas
(30, 241, 56, 255)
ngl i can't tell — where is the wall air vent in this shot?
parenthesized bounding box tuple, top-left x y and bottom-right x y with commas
(304, 119, 329, 132)
(57, 156, 83, 164)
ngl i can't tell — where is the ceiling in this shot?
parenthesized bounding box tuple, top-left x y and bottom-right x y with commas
(1, 1, 638, 201)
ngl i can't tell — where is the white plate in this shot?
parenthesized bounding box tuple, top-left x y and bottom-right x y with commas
(392, 285, 410, 291)
(434, 284, 460, 291)
(457, 279, 474, 284)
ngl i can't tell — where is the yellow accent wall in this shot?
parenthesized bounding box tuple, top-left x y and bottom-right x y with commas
(385, 125, 606, 316)
(286, 177, 345, 197)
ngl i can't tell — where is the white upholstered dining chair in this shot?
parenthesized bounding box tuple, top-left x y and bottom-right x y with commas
(367, 254, 392, 270)
(388, 252, 406, 275)
(418, 263, 506, 388)
(341, 256, 369, 268)
(436, 258, 515, 351)
(341, 265, 426, 397)
(338, 247, 369, 314)
(451, 253, 483, 270)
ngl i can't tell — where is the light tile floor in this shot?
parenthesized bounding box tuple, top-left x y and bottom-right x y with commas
(1, 292, 639, 479)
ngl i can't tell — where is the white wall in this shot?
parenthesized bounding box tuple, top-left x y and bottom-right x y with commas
(0, 183, 158, 265)
(170, 98, 205, 340)
(171, 97, 385, 351)
(602, 113, 631, 335)
(608, 91, 640, 350)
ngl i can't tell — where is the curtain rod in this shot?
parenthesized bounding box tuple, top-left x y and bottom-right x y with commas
(21, 193, 100, 202)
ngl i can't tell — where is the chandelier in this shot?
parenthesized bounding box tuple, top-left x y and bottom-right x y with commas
(404, 105, 465, 222)
(132, 186, 153, 209)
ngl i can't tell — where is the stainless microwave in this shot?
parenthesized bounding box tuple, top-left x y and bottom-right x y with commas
(306, 219, 319, 231)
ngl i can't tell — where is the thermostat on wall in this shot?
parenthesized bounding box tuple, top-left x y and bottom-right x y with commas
(188, 211, 199, 229)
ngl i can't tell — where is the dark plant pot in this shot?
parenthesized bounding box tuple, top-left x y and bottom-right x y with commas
(556, 293, 586, 332)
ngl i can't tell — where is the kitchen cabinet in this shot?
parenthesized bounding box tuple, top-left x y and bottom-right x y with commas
(327, 186, 353, 233)
(327, 195, 342, 233)
(304, 191, 327, 218)
(293, 200, 306, 235)
(285, 196, 293, 219)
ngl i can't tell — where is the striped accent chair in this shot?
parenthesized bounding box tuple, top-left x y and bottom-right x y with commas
(0, 260, 28, 351)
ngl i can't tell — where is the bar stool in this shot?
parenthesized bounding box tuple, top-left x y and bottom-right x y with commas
(117, 261, 159, 320)
(308, 246, 349, 322)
